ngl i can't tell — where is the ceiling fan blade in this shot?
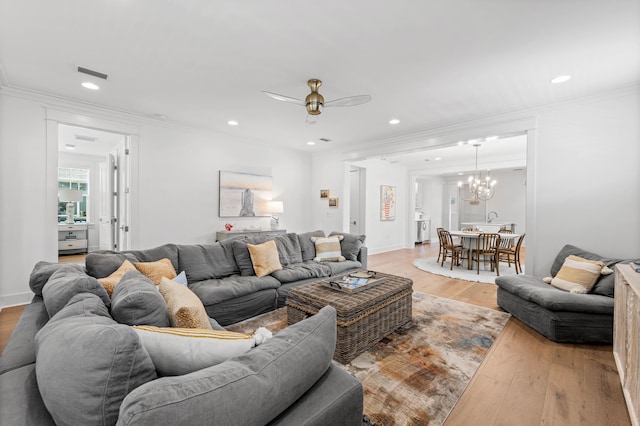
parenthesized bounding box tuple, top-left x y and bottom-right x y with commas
(324, 94, 372, 108)
(261, 91, 305, 106)
(305, 114, 318, 125)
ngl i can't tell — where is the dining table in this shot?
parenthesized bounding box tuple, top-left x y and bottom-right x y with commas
(448, 230, 521, 270)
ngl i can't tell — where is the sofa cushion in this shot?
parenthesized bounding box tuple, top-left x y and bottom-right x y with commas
(495, 275, 614, 314)
(248, 240, 283, 277)
(117, 306, 337, 426)
(159, 277, 212, 329)
(323, 260, 363, 276)
(270, 261, 333, 283)
(86, 252, 139, 278)
(0, 364, 56, 426)
(273, 233, 303, 266)
(188, 274, 281, 306)
(232, 236, 269, 276)
(42, 267, 110, 317)
(98, 259, 137, 297)
(329, 231, 366, 262)
(550, 244, 640, 297)
(133, 326, 256, 376)
(35, 293, 157, 426)
(297, 230, 326, 262)
(126, 244, 180, 271)
(110, 271, 170, 327)
(177, 241, 240, 281)
(312, 236, 346, 262)
(29, 261, 85, 296)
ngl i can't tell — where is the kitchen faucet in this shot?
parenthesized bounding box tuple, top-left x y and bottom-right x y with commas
(487, 211, 498, 223)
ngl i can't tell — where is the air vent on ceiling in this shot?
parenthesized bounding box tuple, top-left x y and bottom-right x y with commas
(75, 135, 97, 142)
(77, 66, 108, 80)
(319, 138, 331, 142)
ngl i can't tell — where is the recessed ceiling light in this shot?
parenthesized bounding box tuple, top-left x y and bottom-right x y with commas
(458, 172, 463, 176)
(389, 119, 400, 125)
(65, 144, 75, 150)
(485, 135, 499, 141)
(457, 141, 465, 145)
(550, 75, 571, 84)
(307, 141, 316, 146)
(434, 157, 442, 161)
(227, 120, 238, 126)
(81, 82, 100, 90)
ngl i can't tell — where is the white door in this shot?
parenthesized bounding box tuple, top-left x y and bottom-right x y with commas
(349, 167, 365, 234)
(98, 155, 115, 250)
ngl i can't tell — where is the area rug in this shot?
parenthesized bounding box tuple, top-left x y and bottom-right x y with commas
(412, 257, 524, 284)
(227, 292, 511, 426)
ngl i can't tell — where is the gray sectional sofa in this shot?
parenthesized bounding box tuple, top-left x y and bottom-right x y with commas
(496, 244, 639, 344)
(0, 230, 367, 425)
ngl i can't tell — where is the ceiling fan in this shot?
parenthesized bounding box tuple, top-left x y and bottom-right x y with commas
(262, 79, 371, 124)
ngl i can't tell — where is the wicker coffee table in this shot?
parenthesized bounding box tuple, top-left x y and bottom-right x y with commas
(286, 272, 413, 363)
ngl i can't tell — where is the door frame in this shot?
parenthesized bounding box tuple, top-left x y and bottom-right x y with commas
(46, 109, 139, 255)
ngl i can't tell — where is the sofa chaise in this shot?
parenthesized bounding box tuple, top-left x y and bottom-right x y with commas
(0, 230, 367, 425)
(496, 244, 639, 344)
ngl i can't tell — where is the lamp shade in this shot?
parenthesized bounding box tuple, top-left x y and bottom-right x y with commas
(266, 201, 284, 214)
(59, 189, 83, 202)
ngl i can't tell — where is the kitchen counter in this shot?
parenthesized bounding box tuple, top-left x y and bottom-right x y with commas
(460, 222, 516, 232)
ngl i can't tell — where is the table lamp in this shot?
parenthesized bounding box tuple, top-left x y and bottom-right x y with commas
(59, 189, 83, 224)
(266, 201, 284, 230)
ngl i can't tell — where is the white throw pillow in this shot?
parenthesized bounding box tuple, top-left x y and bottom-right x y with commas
(133, 325, 272, 376)
(311, 235, 346, 262)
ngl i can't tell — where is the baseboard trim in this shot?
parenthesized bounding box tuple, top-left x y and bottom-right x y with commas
(0, 292, 33, 309)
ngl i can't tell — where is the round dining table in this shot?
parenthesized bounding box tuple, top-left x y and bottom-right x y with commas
(448, 230, 521, 270)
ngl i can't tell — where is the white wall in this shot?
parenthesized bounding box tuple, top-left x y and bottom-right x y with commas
(417, 176, 443, 241)
(0, 93, 313, 307)
(311, 154, 408, 254)
(529, 89, 640, 275)
(486, 169, 527, 236)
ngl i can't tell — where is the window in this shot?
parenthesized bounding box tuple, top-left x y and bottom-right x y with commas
(58, 167, 89, 222)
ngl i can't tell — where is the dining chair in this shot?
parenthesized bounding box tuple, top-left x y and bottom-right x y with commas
(498, 229, 514, 249)
(499, 233, 525, 274)
(440, 230, 469, 270)
(436, 227, 446, 263)
(470, 233, 501, 275)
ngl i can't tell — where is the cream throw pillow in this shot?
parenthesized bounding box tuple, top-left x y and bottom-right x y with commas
(134, 258, 177, 285)
(133, 326, 256, 376)
(548, 255, 608, 294)
(98, 260, 136, 297)
(247, 240, 283, 277)
(311, 235, 346, 262)
(158, 277, 212, 329)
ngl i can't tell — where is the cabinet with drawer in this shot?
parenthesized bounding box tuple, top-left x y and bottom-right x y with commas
(58, 223, 88, 254)
(215, 228, 286, 242)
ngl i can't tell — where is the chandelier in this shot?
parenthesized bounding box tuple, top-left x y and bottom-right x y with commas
(458, 144, 497, 205)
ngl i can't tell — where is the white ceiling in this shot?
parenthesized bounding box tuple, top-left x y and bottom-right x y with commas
(1, 1, 638, 154)
(58, 124, 125, 156)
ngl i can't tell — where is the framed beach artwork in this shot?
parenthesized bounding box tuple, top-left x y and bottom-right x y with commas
(219, 171, 273, 217)
(320, 189, 330, 199)
(380, 185, 396, 221)
(328, 197, 338, 207)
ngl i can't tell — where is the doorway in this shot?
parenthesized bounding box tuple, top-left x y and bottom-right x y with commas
(349, 166, 366, 235)
(56, 123, 134, 252)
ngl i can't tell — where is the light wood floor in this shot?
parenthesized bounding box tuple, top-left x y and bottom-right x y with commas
(0, 246, 630, 425)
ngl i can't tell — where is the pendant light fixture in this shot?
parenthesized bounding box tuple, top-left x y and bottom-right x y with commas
(458, 144, 497, 205)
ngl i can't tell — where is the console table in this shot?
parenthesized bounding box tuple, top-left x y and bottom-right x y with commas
(58, 223, 88, 255)
(215, 228, 286, 242)
(613, 264, 640, 426)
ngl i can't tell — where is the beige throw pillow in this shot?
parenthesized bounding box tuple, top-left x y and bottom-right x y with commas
(311, 235, 346, 262)
(548, 255, 607, 294)
(134, 258, 177, 285)
(247, 240, 283, 277)
(98, 260, 137, 297)
(158, 277, 212, 329)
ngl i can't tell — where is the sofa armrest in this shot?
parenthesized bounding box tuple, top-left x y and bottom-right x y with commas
(358, 246, 368, 270)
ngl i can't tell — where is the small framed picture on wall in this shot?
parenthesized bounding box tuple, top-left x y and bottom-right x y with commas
(328, 197, 339, 207)
(320, 189, 330, 199)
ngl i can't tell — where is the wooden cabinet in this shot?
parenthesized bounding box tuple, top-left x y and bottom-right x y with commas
(614, 264, 640, 426)
(58, 223, 88, 254)
(215, 228, 286, 242)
